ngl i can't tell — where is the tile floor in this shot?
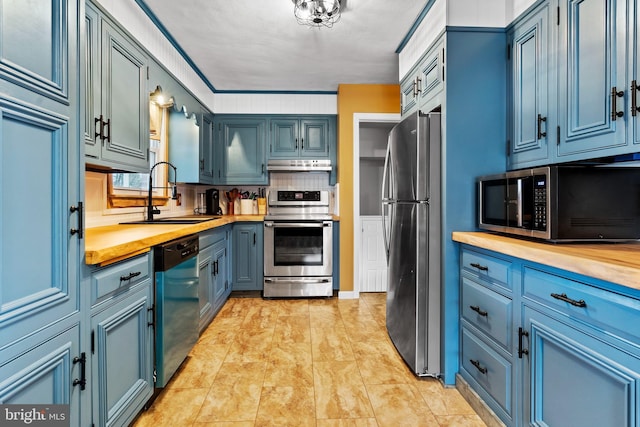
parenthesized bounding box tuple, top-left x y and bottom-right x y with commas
(133, 292, 486, 427)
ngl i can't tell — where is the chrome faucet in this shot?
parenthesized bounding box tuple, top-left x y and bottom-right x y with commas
(147, 161, 178, 221)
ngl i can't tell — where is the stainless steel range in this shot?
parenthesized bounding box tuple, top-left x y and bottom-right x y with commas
(263, 190, 333, 298)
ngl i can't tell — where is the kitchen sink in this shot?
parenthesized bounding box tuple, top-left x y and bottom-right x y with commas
(120, 215, 222, 225)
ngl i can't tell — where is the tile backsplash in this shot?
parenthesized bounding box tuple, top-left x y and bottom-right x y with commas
(85, 171, 336, 228)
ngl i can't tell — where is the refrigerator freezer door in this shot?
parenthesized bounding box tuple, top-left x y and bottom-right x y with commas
(386, 112, 432, 202)
(386, 201, 429, 375)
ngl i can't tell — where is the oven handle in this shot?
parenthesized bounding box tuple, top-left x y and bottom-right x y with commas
(264, 278, 331, 283)
(264, 222, 332, 228)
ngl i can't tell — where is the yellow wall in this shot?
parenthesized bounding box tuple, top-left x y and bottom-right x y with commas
(337, 84, 400, 292)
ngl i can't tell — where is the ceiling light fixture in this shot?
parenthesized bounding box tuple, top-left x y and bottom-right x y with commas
(293, 0, 341, 28)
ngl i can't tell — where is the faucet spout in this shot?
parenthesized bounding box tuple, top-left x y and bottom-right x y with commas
(147, 161, 178, 221)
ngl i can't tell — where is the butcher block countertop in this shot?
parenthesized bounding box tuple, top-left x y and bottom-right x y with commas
(85, 215, 264, 266)
(452, 231, 640, 292)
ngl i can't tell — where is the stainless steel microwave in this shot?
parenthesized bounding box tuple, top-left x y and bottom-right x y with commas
(478, 166, 640, 241)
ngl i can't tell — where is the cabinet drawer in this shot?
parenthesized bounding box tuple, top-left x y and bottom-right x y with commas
(200, 227, 226, 249)
(523, 267, 640, 341)
(91, 254, 151, 306)
(461, 328, 512, 416)
(461, 248, 512, 290)
(461, 277, 512, 350)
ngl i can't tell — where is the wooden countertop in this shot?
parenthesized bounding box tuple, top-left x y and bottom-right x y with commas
(85, 215, 264, 266)
(452, 232, 640, 292)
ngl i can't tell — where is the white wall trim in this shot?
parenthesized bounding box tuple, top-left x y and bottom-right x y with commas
(338, 290, 359, 299)
(352, 113, 401, 297)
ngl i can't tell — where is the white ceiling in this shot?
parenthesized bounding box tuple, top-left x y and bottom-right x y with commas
(141, 0, 429, 92)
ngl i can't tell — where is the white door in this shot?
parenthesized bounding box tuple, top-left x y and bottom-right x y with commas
(360, 216, 388, 292)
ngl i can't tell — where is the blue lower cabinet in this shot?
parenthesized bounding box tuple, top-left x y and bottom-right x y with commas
(198, 227, 230, 331)
(523, 306, 640, 427)
(87, 254, 154, 427)
(232, 223, 264, 291)
(0, 323, 83, 426)
(459, 245, 640, 427)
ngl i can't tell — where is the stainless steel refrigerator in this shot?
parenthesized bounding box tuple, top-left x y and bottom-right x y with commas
(381, 111, 441, 377)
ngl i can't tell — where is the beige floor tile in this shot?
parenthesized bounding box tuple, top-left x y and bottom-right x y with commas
(166, 350, 225, 389)
(275, 299, 310, 315)
(351, 341, 415, 385)
(134, 387, 209, 427)
(264, 342, 314, 387)
(224, 328, 274, 363)
(254, 386, 316, 426)
(311, 326, 355, 362)
(273, 314, 311, 343)
(241, 304, 281, 329)
(195, 362, 266, 423)
(317, 419, 379, 427)
(193, 422, 254, 427)
(436, 414, 488, 426)
(365, 383, 439, 427)
(314, 361, 374, 419)
(415, 378, 478, 416)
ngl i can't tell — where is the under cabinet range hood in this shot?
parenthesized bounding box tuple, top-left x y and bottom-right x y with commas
(267, 159, 332, 172)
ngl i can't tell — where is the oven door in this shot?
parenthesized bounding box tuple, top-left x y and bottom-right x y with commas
(264, 220, 333, 277)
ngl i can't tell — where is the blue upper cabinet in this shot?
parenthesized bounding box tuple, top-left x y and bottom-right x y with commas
(509, 0, 636, 170)
(400, 38, 444, 117)
(85, 1, 149, 173)
(631, 0, 640, 148)
(556, 0, 628, 159)
(213, 115, 268, 185)
(269, 116, 333, 159)
(508, 1, 552, 169)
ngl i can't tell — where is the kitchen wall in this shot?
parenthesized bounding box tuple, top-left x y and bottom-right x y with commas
(337, 84, 401, 295)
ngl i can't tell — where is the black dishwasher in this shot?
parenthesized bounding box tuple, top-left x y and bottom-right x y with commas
(154, 234, 199, 388)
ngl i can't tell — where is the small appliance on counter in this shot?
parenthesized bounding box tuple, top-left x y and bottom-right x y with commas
(205, 188, 222, 215)
(478, 165, 640, 241)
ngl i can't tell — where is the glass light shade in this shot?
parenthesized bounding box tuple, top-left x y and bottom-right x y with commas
(294, 0, 341, 28)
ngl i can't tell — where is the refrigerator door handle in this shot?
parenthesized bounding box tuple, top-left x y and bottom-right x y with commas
(381, 141, 392, 262)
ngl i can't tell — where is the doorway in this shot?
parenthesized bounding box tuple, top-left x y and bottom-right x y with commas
(352, 113, 400, 295)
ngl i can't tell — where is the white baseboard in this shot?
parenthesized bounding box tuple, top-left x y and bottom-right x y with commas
(338, 290, 360, 299)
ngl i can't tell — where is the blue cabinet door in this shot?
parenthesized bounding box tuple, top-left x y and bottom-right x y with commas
(214, 116, 267, 185)
(200, 112, 215, 183)
(232, 223, 264, 291)
(523, 306, 640, 427)
(0, 0, 82, 352)
(91, 284, 154, 427)
(198, 245, 214, 332)
(300, 118, 330, 157)
(99, 18, 149, 171)
(631, 0, 640, 147)
(269, 118, 299, 157)
(0, 323, 83, 426)
(557, 0, 628, 159)
(212, 239, 229, 312)
(508, 1, 552, 170)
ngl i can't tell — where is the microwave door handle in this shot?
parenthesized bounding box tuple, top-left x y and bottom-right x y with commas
(517, 178, 523, 228)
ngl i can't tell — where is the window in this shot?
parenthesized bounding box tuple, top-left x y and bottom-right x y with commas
(108, 98, 170, 208)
